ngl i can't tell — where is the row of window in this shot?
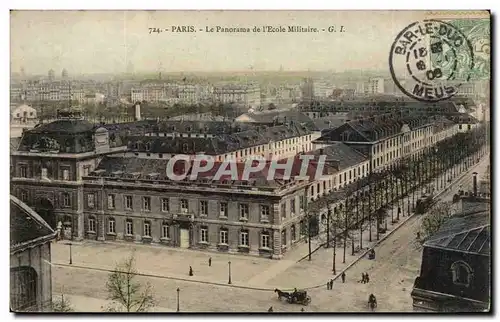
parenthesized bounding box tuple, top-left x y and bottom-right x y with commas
(17, 164, 93, 180)
(89, 194, 272, 220)
(89, 216, 273, 248)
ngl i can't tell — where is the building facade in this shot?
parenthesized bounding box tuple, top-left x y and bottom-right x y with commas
(10, 195, 56, 312)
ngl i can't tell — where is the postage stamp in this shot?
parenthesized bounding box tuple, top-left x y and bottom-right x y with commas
(389, 19, 475, 102)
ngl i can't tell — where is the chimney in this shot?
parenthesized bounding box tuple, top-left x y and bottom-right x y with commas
(473, 172, 478, 196)
(135, 102, 141, 121)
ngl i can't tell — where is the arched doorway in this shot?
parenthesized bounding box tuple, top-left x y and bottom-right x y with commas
(10, 266, 38, 311)
(35, 198, 56, 229)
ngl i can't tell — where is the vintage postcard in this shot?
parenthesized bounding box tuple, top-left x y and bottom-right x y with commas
(9, 10, 490, 313)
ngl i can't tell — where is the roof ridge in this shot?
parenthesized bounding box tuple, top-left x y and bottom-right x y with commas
(10, 195, 55, 234)
(426, 223, 490, 244)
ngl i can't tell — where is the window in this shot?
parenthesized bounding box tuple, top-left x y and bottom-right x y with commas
(62, 193, 71, 207)
(41, 168, 48, 178)
(220, 202, 228, 217)
(299, 195, 305, 210)
(240, 230, 249, 246)
(108, 194, 116, 209)
(291, 225, 296, 241)
(88, 217, 96, 233)
(162, 223, 170, 239)
(87, 194, 95, 208)
(451, 261, 473, 287)
(161, 198, 170, 212)
(261, 232, 270, 248)
(239, 204, 249, 219)
(62, 168, 69, 181)
(142, 196, 151, 211)
(126, 219, 133, 235)
(143, 221, 151, 237)
(200, 200, 208, 216)
(19, 165, 27, 178)
(108, 218, 116, 234)
(125, 195, 133, 210)
(261, 205, 270, 220)
(180, 199, 189, 213)
(281, 203, 286, 218)
(83, 166, 91, 177)
(200, 227, 208, 243)
(219, 229, 228, 244)
(20, 190, 28, 202)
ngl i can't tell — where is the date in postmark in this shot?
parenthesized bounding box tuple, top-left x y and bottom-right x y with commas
(389, 19, 474, 102)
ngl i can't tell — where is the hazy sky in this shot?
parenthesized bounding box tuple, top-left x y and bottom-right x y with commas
(9, 10, 467, 75)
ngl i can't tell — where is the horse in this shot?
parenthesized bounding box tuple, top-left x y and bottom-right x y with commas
(368, 294, 377, 311)
(274, 289, 290, 301)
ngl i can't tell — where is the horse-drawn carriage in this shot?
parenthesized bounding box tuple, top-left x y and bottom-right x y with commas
(275, 289, 311, 306)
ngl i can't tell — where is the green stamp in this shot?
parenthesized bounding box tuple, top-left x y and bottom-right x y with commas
(431, 18, 490, 80)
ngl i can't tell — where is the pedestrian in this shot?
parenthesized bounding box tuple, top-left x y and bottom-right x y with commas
(330, 279, 333, 290)
(208, 257, 212, 267)
(326, 280, 330, 290)
(301, 308, 305, 312)
(366, 273, 370, 283)
(189, 266, 193, 276)
(341, 272, 346, 283)
(56, 220, 63, 241)
(268, 306, 273, 312)
(360, 273, 365, 283)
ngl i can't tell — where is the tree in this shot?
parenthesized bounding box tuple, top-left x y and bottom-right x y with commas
(105, 253, 155, 312)
(51, 294, 74, 312)
(415, 201, 453, 247)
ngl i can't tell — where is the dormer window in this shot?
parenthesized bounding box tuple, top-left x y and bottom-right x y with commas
(186, 126, 192, 133)
(145, 142, 151, 151)
(182, 143, 189, 153)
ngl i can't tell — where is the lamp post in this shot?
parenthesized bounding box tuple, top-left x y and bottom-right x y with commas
(228, 261, 232, 284)
(176, 288, 180, 312)
(69, 242, 73, 265)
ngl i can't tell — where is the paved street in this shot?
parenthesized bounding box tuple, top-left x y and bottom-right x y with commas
(51, 153, 489, 312)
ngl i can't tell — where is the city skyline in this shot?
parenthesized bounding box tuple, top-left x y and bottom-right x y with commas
(11, 10, 443, 75)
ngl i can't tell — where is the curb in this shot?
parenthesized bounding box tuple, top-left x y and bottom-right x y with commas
(321, 157, 487, 285)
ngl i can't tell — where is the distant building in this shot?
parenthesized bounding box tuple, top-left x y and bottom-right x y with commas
(213, 83, 261, 109)
(11, 104, 37, 123)
(411, 198, 490, 312)
(367, 78, 385, 94)
(48, 69, 55, 82)
(61, 68, 68, 79)
(10, 195, 56, 312)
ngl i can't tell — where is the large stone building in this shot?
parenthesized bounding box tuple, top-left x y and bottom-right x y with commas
(10, 195, 56, 312)
(10, 113, 325, 258)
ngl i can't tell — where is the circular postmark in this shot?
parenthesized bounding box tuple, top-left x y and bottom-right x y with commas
(389, 19, 474, 102)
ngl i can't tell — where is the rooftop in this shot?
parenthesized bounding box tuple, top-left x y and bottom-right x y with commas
(28, 119, 94, 134)
(424, 209, 490, 256)
(10, 195, 56, 252)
